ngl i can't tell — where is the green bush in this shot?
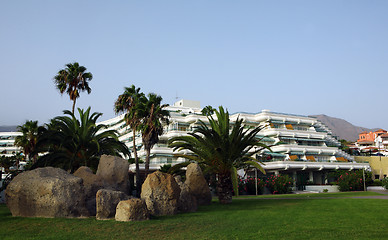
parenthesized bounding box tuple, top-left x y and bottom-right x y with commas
(265, 174, 294, 194)
(370, 179, 382, 186)
(382, 178, 388, 190)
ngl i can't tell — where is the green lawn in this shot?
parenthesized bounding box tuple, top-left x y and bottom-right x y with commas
(1, 192, 388, 239)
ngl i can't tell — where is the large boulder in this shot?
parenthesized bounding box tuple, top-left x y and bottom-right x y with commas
(141, 171, 181, 216)
(115, 198, 149, 222)
(178, 182, 198, 213)
(174, 175, 197, 213)
(96, 155, 130, 194)
(96, 189, 129, 220)
(73, 166, 105, 215)
(185, 163, 212, 205)
(5, 167, 89, 218)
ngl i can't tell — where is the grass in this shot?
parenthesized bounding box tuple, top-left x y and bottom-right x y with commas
(1, 192, 388, 239)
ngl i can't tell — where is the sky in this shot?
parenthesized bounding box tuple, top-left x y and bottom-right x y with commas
(1, 1, 388, 130)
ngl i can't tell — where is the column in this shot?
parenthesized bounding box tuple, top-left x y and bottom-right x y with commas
(309, 171, 314, 183)
(293, 171, 297, 190)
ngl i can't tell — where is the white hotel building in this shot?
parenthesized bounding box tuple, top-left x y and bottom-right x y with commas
(100, 100, 370, 188)
(0, 132, 22, 157)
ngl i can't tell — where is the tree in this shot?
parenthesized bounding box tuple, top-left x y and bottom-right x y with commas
(0, 155, 16, 172)
(114, 85, 146, 195)
(201, 105, 215, 116)
(54, 62, 93, 114)
(33, 107, 130, 173)
(14, 120, 43, 164)
(139, 93, 170, 176)
(169, 106, 269, 204)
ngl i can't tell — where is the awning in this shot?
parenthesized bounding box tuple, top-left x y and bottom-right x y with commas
(280, 137, 324, 142)
(290, 152, 304, 155)
(336, 157, 348, 162)
(271, 120, 285, 124)
(306, 155, 316, 162)
(264, 152, 286, 157)
(285, 124, 294, 130)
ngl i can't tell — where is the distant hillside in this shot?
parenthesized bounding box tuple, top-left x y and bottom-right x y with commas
(0, 126, 18, 132)
(309, 114, 377, 142)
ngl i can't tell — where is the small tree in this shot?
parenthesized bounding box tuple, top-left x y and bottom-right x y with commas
(33, 107, 130, 173)
(169, 106, 270, 204)
(14, 120, 43, 164)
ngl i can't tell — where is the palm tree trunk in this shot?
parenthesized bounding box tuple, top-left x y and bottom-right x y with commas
(217, 172, 233, 204)
(132, 130, 140, 197)
(72, 99, 76, 114)
(144, 147, 151, 177)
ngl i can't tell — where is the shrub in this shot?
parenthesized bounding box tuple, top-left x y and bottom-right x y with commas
(266, 174, 294, 194)
(238, 177, 265, 195)
(337, 171, 365, 191)
(306, 180, 314, 185)
(382, 178, 388, 190)
(323, 189, 329, 193)
(370, 179, 382, 186)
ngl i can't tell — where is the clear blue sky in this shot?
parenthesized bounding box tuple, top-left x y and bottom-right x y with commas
(1, 1, 388, 129)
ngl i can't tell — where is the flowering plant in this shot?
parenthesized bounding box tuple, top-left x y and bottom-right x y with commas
(336, 170, 371, 191)
(238, 176, 265, 195)
(265, 174, 293, 194)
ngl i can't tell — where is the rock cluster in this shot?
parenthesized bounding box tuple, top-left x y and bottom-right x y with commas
(5, 158, 212, 221)
(96, 189, 129, 220)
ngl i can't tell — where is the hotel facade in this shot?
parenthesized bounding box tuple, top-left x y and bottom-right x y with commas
(100, 100, 370, 188)
(0, 132, 22, 157)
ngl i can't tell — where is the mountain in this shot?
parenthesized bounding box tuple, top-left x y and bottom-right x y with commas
(309, 114, 377, 142)
(0, 126, 18, 132)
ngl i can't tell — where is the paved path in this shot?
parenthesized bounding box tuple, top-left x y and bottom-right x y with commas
(352, 189, 388, 199)
(236, 189, 388, 200)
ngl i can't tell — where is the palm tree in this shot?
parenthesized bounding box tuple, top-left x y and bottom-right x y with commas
(139, 93, 170, 176)
(54, 62, 93, 114)
(14, 120, 43, 164)
(114, 85, 146, 195)
(33, 107, 130, 173)
(169, 106, 269, 204)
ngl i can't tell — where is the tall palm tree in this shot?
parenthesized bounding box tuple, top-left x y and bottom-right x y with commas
(33, 107, 130, 173)
(114, 85, 146, 195)
(169, 106, 269, 204)
(14, 120, 43, 164)
(139, 93, 170, 176)
(54, 62, 93, 114)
